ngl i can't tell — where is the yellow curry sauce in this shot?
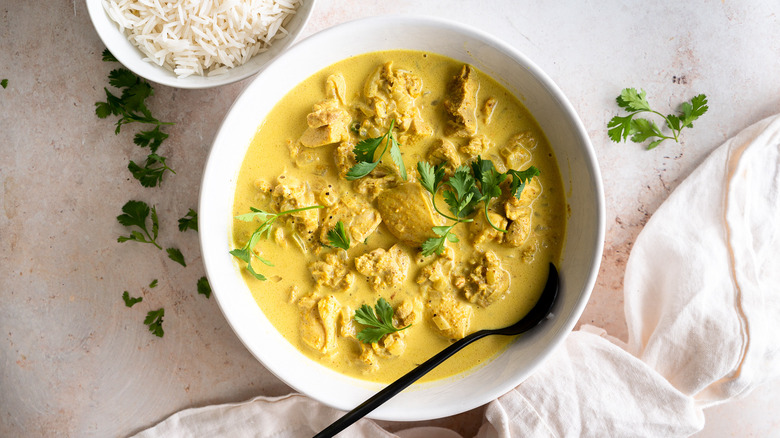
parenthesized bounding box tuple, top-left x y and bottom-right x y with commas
(232, 50, 566, 383)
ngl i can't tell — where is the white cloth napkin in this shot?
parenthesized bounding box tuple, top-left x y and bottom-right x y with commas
(134, 114, 780, 438)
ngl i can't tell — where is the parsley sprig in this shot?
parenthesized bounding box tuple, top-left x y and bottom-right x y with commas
(230, 205, 324, 280)
(144, 308, 165, 337)
(347, 120, 407, 181)
(178, 209, 198, 232)
(96, 49, 175, 187)
(608, 88, 709, 149)
(326, 220, 350, 250)
(417, 157, 540, 256)
(117, 200, 162, 249)
(354, 298, 410, 344)
(122, 291, 143, 308)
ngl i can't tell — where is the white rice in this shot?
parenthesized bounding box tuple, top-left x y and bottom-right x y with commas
(103, 0, 301, 78)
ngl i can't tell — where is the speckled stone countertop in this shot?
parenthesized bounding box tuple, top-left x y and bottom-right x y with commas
(2, 1, 779, 436)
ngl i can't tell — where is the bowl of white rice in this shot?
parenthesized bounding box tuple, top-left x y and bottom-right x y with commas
(87, 0, 317, 89)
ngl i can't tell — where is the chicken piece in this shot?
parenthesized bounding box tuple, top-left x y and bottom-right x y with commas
(362, 62, 432, 143)
(339, 307, 357, 338)
(326, 73, 347, 105)
(463, 251, 511, 307)
(482, 97, 497, 124)
(271, 174, 320, 241)
(309, 252, 355, 291)
(354, 244, 411, 290)
(335, 139, 357, 179)
(518, 176, 542, 206)
(372, 331, 406, 358)
(317, 295, 341, 354)
(426, 139, 461, 175)
(444, 64, 479, 137)
(299, 100, 352, 148)
(352, 166, 401, 201)
(376, 182, 444, 246)
(428, 290, 473, 340)
(319, 194, 382, 247)
(317, 184, 339, 207)
(500, 132, 536, 170)
(505, 206, 532, 247)
(469, 209, 508, 245)
(395, 298, 423, 327)
(297, 294, 340, 356)
(358, 343, 380, 373)
(417, 245, 456, 288)
(460, 134, 493, 158)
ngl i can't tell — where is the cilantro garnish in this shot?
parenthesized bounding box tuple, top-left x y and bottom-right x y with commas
(197, 276, 211, 299)
(354, 298, 410, 344)
(230, 205, 324, 281)
(128, 153, 176, 188)
(1, 79, 7, 89)
(117, 200, 162, 249)
(96, 50, 175, 187)
(149, 279, 158, 288)
(326, 221, 350, 250)
(144, 308, 165, 337)
(608, 88, 709, 149)
(122, 291, 143, 308)
(166, 247, 186, 267)
(178, 209, 198, 232)
(417, 157, 540, 256)
(346, 119, 407, 181)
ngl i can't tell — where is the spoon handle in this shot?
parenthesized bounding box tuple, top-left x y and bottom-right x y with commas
(313, 329, 492, 438)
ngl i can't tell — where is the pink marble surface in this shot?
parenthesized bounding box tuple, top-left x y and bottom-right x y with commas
(1, 1, 779, 436)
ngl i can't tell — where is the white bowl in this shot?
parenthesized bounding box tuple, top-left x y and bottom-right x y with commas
(200, 16, 605, 421)
(86, 0, 317, 89)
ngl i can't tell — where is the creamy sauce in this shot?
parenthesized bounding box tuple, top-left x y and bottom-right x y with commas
(232, 50, 566, 383)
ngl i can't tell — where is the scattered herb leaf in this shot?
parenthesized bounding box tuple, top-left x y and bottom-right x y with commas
(608, 88, 709, 149)
(354, 298, 410, 344)
(134, 126, 169, 153)
(166, 247, 186, 267)
(326, 221, 350, 250)
(144, 308, 165, 337)
(149, 279, 158, 288)
(102, 48, 118, 63)
(197, 276, 211, 299)
(178, 209, 198, 232)
(122, 291, 143, 307)
(128, 153, 176, 188)
(116, 200, 162, 250)
(1, 79, 7, 89)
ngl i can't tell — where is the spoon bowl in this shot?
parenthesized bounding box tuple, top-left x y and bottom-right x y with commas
(315, 263, 560, 437)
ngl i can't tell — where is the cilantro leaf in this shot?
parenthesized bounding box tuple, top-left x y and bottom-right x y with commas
(116, 200, 162, 249)
(122, 291, 143, 307)
(102, 48, 118, 62)
(346, 120, 407, 181)
(417, 161, 445, 195)
(507, 166, 541, 198)
(326, 221, 350, 250)
(166, 247, 186, 267)
(197, 276, 211, 299)
(608, 88, 708, 149)
(178, 209, 198, 232)
(231, 205, 323, 280)
(144, 308, 165, 337)
(1, 79, 7, 89)
(149, 279, 158, 288)
(128, 153, 175, 188)
(354, 298, 410, 344)
(134, 126, 169, 153)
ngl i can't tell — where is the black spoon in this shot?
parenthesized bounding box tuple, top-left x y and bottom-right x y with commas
(314, 263, 560, 438)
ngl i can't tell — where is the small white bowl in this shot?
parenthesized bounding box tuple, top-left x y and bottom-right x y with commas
(86, 0, 317, 89)
(200, 16, 605, 421)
